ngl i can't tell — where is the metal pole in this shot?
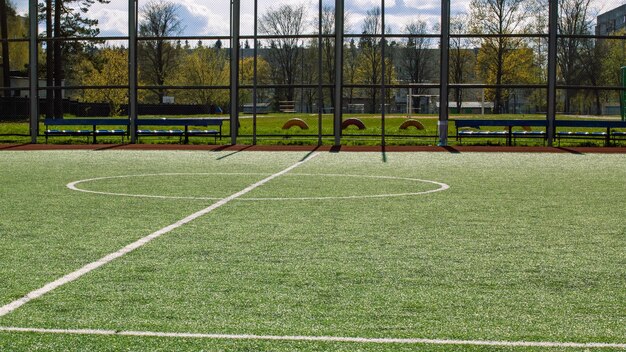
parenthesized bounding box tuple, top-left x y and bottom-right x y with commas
(408, 87, 412, 118)
(438, 0, 450, 146)
(45, 0, 53, 119)
(546, 0, 558, 146)
(619, 66, 626, 121)
(230, 0, 240, 145)
(129, 0, 138, 143)
(317, 0, 323, 145)
(53, 0, 62, 119)
(381, 0, 386, 146)
(333, 0, 344, 146)
(29, 0, 39, 143)
(252, 0, 258, 143)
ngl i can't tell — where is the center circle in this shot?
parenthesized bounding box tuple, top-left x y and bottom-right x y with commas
(67, 173, 449, 201)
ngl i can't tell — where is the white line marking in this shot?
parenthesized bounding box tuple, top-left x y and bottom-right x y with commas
(67, 173, 450, 201)
(66, 173, 266, 201)
(0, 327, 623, 349)
(0, 153, 320, 317)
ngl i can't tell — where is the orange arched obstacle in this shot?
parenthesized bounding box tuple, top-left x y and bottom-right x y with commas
(341, 118, 366, 130)
(399, 119, 425, 130)
(282, 118, 310, 130)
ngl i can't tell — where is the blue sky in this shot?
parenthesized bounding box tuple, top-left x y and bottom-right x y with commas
(13, 0, 624, 38)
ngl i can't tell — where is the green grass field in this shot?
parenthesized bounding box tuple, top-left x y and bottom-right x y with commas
(0, 150, 625, 351)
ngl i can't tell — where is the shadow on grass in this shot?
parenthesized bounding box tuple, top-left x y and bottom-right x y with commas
(300, 146, 321, 161)
(215, 145, 253, 160)
(555, 147, 585, 155)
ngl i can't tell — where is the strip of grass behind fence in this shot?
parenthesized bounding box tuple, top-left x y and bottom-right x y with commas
(0, 113, 624, 146)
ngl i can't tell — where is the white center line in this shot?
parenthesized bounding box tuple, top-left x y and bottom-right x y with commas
(0, 326, 623, 349)
(0, 152, 320, 317)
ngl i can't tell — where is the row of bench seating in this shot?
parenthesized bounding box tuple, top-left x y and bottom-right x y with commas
(455, 119, 626, 146)
(44, 118, 224, 144)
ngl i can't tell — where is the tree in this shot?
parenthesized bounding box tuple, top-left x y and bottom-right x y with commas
(578, 37, 606, 115)
(82, 47, 128, 116)
(239, 55, 271, 106)
(400, 20, 432, 87)
(170, 46, 229, 109)
(0, 0, 11, 94)
(600, 30, 626, 113)
(601, 30, 626, 86)
(477, 44, 539, 113)
(557, 0, 594, 113)
(449, 14, 475, 113)
(138, 0, 184, 103)
(314, 5, 350, 109)
(344, 38, 359, 105)
(357, 7, 392, 113)
(259, 4, 307, 105)
(469, 0, 535, 113)
(38, 0, 110, 117)
(7, 10, 28, 74)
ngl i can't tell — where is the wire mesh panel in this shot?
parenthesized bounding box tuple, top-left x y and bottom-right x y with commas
(5, 0, 626, 146)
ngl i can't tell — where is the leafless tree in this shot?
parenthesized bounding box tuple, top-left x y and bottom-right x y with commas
(259, 4, 307, 105)
(359, 7, 390, 113)
(313, 5, 350, 109)
(138, 0, 184, 103)
(469, 0, 534, 113)
(449, 14, 474, 113)
(557, 0, 594, 113)
(401, 20, 431, 87)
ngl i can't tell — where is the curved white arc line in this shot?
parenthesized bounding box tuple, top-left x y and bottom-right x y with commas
(242, 182, 449, 201)
(67, 173, 272, 200)
(67, 173, 450, 201)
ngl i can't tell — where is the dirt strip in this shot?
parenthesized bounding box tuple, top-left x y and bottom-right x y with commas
(2, 143, 626, 154)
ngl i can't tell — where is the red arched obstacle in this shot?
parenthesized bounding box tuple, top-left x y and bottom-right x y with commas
(399, 119, 425, 130)
(341, 118, 366, 130)
(282, 118, 310, 130)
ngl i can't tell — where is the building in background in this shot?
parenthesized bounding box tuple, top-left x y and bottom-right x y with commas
(596, 4, 626, 35)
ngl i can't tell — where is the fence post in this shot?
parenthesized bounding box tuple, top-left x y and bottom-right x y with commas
(29, 0, 39, 143)
(128, 0, 138, 143)
(546, 0, 558, 146)
(619, 66, 626, 121)
(230, 0, 240, 145)
(333, 0, 344, 146)
(437, 0, 450, 146)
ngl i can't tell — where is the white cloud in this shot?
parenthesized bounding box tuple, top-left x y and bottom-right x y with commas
(350, 0, 396, 9)
(178, 0, 231, 35)
(92, 9, 129, 36)
(385, 13, 440, 33)
(13, 0, 619, 38)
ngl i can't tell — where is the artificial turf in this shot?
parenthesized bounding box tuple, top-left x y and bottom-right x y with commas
(0, 151, 624, 351)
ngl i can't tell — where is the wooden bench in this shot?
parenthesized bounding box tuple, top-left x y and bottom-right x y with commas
(555, 120, 626, 146)
(454, 119, 547, 146)
(136, 118, 224, 144)
(44, 118, 129, 143)
(278, 101, 296, 113)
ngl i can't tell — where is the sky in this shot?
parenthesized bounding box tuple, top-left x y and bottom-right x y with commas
(12, 0, 626, 39)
